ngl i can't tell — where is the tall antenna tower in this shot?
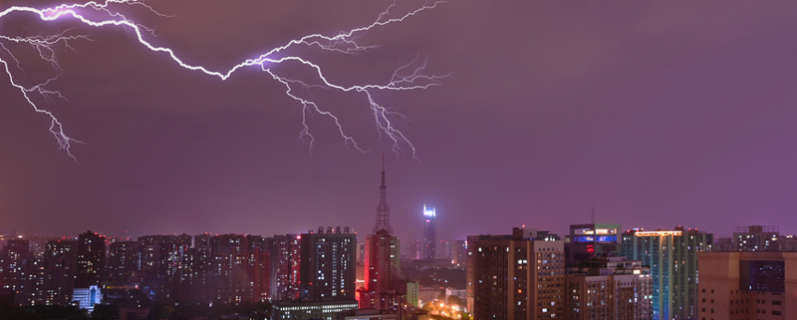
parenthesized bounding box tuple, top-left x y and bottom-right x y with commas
(373, 154, 393, 234)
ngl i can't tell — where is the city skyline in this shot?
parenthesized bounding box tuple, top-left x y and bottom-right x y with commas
(3, 0, 797, 241)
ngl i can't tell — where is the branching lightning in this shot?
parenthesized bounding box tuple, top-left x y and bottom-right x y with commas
(0, 0, 447, 161)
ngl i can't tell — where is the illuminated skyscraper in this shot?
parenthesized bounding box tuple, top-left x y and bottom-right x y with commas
(361, 155, 403, 312)
(422, 205, 436, 260)
(621, 227, 713, 320)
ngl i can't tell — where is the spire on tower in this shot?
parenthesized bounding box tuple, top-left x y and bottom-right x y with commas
(373, 154, 392, 234)
(381, 153, 385, 187)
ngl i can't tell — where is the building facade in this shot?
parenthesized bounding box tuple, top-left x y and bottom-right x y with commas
(0, 239, 30, 296)
(273, 300, 359, 320)
(467, 227, 566, 320)
(76, 231, 106, 288)
(272, 233, 302, 301)
(621, 227, 713, 320)
(362, 231, 402, 310)
(565, 257, 652, 320)
(108, 240, 140, 281)
(697, 251, 797, 320)
(300, 227, 357, 301)
(73, 285, 102, 313)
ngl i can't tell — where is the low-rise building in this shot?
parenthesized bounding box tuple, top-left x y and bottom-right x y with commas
(273, 300, 359, 320)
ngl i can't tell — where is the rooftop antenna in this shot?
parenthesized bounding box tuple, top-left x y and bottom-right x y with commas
(591, 203, 595, 225)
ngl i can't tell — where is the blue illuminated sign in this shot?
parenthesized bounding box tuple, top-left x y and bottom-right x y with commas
(575, 235, 616, 243)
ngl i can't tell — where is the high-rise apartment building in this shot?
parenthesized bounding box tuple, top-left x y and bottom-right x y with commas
(108, 240, 140, 281)
(43, 240, 78, 306)
(565, 257, 652, 320)
(194, 233, 213, 253)
(181, 246, 214, 303)
(15, 256, 46, 306)
(210, 233, 251, 255)
(137, 234, 191, 302)
(137, 234, 192, 278)
(227, 248, 271, 304)
(75, 231, 105, 288)
(362, 232, 402, 309)
(621, 227, 713, 320)
(467, 227, 566, 320)
(697, 251, 797, 320)
(299, 227, 356, 301)
(0, 239, 30, 296)
(271, 233, 301, 301)
(198, 233, 272, 305)
(422, 205, 436, 260)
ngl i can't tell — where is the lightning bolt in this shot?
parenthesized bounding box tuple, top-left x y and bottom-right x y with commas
(0, 0, 447, 161)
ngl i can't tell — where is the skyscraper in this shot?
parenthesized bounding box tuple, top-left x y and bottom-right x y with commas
(621, 227, 713, 320)
(361, 155, 403, 312)
(422, 205, 436, 260)
(0, 239, 30, 296)
(108, 240, 139, 282)
(75, 231, 105, 288)
(43, 240, 78, 306)
(299, 227, 356, 301)
(137, 234, 191, 302)
(228, 248, 271, 304)
(271, 233, 301, 301)
(137, 234, 192, 279)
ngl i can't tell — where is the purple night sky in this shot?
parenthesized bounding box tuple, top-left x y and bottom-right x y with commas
(2, 0, 797, 241)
